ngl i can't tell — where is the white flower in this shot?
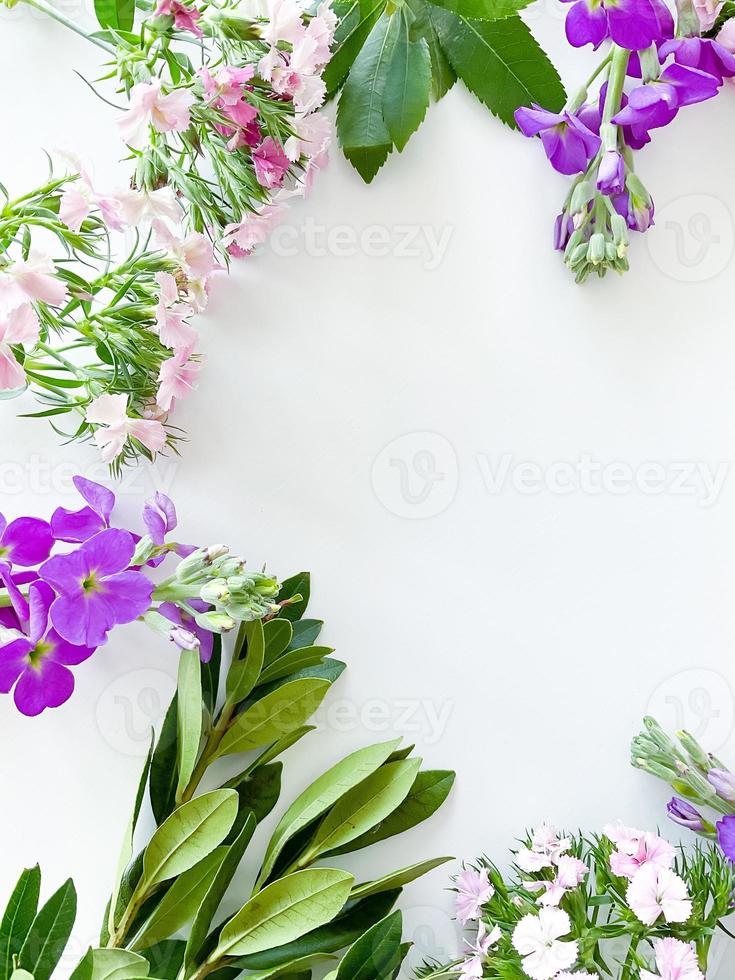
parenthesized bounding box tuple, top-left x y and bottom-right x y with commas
(516, 825, 571, 872)
(626, 865, 692, 926)
(512, 908, 578, 980)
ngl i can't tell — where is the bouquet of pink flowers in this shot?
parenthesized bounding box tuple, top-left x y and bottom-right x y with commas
(0, 0, 335, 465)
(421, 824, 734, 979)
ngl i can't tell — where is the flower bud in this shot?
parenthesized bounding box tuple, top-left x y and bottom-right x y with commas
(708, 768, 735, 803)
(195, 610, 236, 633)
(588, 233, 606, 265)
(170, 626, 200, 651)
(131, 534, 156, 566)
(667, 798, 710, 832)
(200, 578, 230, 604)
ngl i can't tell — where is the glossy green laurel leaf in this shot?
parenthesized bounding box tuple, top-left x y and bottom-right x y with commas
(216, 869, 354, 957)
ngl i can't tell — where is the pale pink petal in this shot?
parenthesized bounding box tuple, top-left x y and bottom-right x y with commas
(0, 345, 26, 390)
(128, 419, 168, 453)
(59, 185, 92, 232)
(86, 393, 128, 427)
(2, 304, 40, 345)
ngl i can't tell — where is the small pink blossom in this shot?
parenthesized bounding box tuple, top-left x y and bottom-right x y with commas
(223, 203, 287, 255)
(119, 79, 195, 149)
(516, 825, 571, 873)
(155, 0, 203, 36)
(0, 304, 39, 391)
(717, 18, 735, 51)
(455, 868, 494, 926)
(459, 922, 501, 979)
(155, 273, 198, 351)
(252, 137, 291, 189)
(0, 252, 67, 312)
(86, 393, 167, 462)
(262, 0, 306, 46)
(200, 66, 256, 105)
(157, 346, 202, 411)
(154, 222, 221, 281)
(284, 113, 332, 164)
(610, 832, 675, 881)
(512, 908, 578, 980)
(59, 172, 125, 233)
(538, 856, 589, 907)
(693, 0, 723, 30)
(640, 938, 704, 980)
(116, 187, 183, 227)
(626, 865, 692, 926)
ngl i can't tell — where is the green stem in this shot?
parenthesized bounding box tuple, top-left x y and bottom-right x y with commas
(180, 699, 237, 803)
(601, 44, 630, 130)
(565, 50, 613, 113)
(19, 0, 115, 52)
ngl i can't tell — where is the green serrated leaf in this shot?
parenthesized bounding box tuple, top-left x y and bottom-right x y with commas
(337, 12, 401, 181)
(429, 9, 565, 125)
(383, 11, 432, 151)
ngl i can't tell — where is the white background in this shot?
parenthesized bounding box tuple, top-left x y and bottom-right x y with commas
(2, 6, 735, 976)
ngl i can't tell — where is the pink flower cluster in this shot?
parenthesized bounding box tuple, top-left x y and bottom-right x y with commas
(56, 173, 220, 462)
(453, 824, 700, 980)
(604, 823, 692, 926)
(0, 254, 67, 391)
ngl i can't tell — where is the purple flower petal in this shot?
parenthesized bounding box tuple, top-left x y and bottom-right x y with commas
(515, 105, 564, 137)
(82, 528, 136, 577)
(47, 629, 96, 667)
(0, 518, 53, 567)
(40, 549, 88, 598)
(28, 582, 54, 646)
(0, 607, 20, 630)
(717, 815, 735, 860)
(662, 62, 721, 107)
(565, 0, 608, 49)
(99, 571, 154, 625)
(608, 0, 671, 48)
(13, 660, 75, 716)
(0, 514, 6, 539)
(155, 493, 177, 531)
(51, 506, 107, 544)
(74, 476, 115, 521)
(143, 504, 167, 545)
(0, 563, 30, 627)
(0, 637, 31, 694)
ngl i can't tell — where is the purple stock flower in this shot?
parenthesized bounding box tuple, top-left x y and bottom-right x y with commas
(562, 0, 673, 50)
(708, 768, 735, 802)
(0, 514, 53, 567)
(717, 815, 735, 860)
(667, 798, 706, 832)
(613, 190, 655, 231)
(142, 493, 195, 567)
(159, 600, 215, 662)
(597, 149, 626, 195)
(39, 528, 154, 647)
(660, 37, 735, 83)
(515, 105, 601, 175)
(0, 581, 95, 716)
(613, 64, 721, 141)
(51, 477, 115, 543)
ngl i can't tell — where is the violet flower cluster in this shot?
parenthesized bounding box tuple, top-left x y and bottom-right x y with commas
(632, 715, 735, 863)
(515, 0, 735, 282)
(0, 476, 280, 716)
(421, 825, 733, 980)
